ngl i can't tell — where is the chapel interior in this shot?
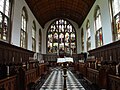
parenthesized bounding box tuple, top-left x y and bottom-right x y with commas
(0, 0, 120, 90)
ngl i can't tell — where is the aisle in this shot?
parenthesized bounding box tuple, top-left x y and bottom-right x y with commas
(40, 68, 85, 90)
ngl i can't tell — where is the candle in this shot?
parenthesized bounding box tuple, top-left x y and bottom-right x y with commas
(12, 57, 14, 62)
(7, 66, 9, 76)
(116, 65, 119, 75)
(101, 57, 103, 61)
(110, 56, 112, 61)
(116, 63, 120, 75)
(88, 63, 90, 67)
(21, 58, 22, 62)
(57, 49, 59, 56)
(95, 62, 97, 69)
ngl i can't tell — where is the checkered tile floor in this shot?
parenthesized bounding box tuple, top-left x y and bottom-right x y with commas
(40, 68, 85, 90)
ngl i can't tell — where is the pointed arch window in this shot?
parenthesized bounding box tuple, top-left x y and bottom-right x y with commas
(110, 0, 120, 40)
(94, 6, 103, 47)
(86, 20, 91, 51)
(32, 21, 36, 52)
(0, 0, 11, 41)
(20, 7, 28, 48)
(81, 28, 84, 52)
(47, 19, 76, 54)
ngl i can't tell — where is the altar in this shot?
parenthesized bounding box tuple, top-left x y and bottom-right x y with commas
(57, 57, 73, 63)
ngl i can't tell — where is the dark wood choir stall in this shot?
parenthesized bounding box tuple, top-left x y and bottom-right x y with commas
(74, 40, 120, 90)
(0, 41, 49, 90)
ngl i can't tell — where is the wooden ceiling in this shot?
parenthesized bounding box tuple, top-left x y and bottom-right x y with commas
(25, 0, 96, 28)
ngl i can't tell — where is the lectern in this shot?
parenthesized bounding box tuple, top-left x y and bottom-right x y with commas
(57, 57, 73, 90)
(63, 62, 67, 90)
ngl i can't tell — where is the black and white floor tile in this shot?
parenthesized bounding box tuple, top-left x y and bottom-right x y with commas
(40, 68, 85, 90)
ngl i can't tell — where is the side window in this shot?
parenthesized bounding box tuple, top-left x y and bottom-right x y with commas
(20, 7, 28, 48)
(94, 6, 103, 47)
(0, 0, 11, 41)
(111, 0, 120, 40)
(32, 21, 36, 52)
(86, 20, 91, 51)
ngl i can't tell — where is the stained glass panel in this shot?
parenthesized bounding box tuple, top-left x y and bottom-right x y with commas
(0, 0, 10, 41)
(47, 19, 76, 54)
(112, 0, 120, 40)
(86, 20, 91, 51)
(95, 6, 103, 47)
(32, 21, 36, 51)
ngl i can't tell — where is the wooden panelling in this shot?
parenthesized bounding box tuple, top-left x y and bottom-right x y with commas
(0, 41, 34, 64)
(88, 40, 120, 62)
(43, 54, 78, 62)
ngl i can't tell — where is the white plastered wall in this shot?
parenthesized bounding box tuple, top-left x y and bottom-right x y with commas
(11, 0, 43, 52)
(79, 0, 113, 52)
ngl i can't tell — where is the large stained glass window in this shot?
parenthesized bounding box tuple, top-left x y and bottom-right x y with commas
(0, 0, 11, 41)
(111, 0, 120, 40)
(94, 6, 103, 47)
(47, 19, 76, 55)
(20, 7, 27, 48)
(86, 20, 91, 51)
